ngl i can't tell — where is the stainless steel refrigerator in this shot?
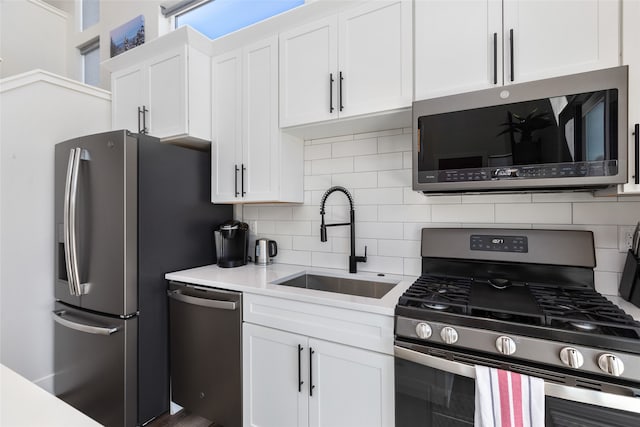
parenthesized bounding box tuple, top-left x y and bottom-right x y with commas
(52, 130, 232, 426)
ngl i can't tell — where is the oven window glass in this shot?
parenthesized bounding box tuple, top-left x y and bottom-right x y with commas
(416, 89, 618, 183)
(395, 358, 639, 427)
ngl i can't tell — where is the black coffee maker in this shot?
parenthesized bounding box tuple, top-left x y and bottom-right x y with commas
(214, 220, 249, 268)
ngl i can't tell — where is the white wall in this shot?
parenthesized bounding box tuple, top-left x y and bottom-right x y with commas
(0, 0, 68, 78)
(238, 128, 640, 296)
(0, 71, 111, 390)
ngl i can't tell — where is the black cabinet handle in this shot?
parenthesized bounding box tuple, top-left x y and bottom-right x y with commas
(309, 347, 315, 397)
(137, 107, 142, 133)
(493, 32, 498, 85)
(329, 73, 334, 113)
(339, 72, 344, 112)
(234, 165, 239, 197)
(509, 29, 514, 82)
(143, 106, 149, 134)
(634, 124, 639, 185)
(241, 164, 246, 197)
(298, 344, 304, 392)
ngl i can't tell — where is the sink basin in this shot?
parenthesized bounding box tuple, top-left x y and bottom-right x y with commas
(273, 273, 398, 299)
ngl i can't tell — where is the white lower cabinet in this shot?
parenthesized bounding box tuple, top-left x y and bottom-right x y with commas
(243, 323, 394, 427)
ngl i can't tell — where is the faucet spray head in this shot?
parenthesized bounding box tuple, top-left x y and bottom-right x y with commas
(320, 213, 327, 242)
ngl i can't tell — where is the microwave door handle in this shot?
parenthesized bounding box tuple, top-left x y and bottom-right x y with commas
(63, 149, 77, 296)
(634, 123, 639, 185)
(394, 345, 640, 414)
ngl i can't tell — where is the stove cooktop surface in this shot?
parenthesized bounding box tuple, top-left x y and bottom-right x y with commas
(396, 274, 640, 353)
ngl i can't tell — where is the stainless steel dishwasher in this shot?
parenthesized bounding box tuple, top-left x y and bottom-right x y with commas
(168, 281, 242, 427)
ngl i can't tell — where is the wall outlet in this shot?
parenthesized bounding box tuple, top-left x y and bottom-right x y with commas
(618, 225, 636, 252)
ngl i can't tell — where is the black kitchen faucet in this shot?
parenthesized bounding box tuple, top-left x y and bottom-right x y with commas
(319, 186, 367, 273)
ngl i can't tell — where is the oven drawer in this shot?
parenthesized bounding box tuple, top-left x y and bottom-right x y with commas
(394, 344, 640, 427)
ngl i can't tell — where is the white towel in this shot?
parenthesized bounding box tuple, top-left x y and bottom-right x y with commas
(474, 366, 545, 427)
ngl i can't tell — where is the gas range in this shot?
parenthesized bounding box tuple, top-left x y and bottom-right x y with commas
(395, 228, 640, 385)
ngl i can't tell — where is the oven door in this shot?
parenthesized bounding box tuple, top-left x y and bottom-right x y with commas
(395, 345, 640, 427)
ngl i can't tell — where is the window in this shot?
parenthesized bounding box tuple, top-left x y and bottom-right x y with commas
(81, 0, 99, 30)
(80, 39, 100, 87)
(173, 0, 304, 40)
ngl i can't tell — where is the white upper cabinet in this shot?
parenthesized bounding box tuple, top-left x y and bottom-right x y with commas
(620, 0, 640, 194)
(106, 27, 212, 144)
(211, 36, 303, 204)
(415, 0, 620, 100)
(503, 0, 620, 85)
(414, 0, 503, 100)
(280, 0, 412, 128)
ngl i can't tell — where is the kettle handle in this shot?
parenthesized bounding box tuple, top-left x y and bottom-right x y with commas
(269, 240, 278, 257)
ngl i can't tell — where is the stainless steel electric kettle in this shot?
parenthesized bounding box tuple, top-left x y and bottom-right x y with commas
(254, 238, 277, 265)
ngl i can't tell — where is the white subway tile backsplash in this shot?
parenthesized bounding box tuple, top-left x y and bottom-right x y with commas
(378, 205, 430, 222)
(311, 157, 354, 175)
(259, 206, 293, 221)
(312, 251, 349, 270)
(355, 188, 403, 205)
(594, 248, 626, 273)
(378, 239, 421, 257)
(292, 236, 333, 252)
(274, 221, 311, 236)
(276, 249, 311, 266)
(237, 129, 637, 281)
(573, 202, 640, 225)
(354, 153, 403, 172)
(594, 271, 620, 295)
(432, 204, 494, 223)
(331, 172, 378, 189)
(356, 222, 404, 239)
(304, 143, 332, 160)
(403, 258, 422, 276)
(378, 170, 412, 188)
(495, 203, 572, 224)
(331, 138, 377, 158)
(378, 133, 411, 153)
(304, 175, 332, 191)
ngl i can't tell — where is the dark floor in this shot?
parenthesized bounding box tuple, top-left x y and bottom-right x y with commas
(147, 410, 217, 427)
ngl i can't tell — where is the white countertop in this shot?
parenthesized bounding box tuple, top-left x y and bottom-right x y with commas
(605, 295, 640, 321)
(0, 364, 102, 427)
(165, 263, 416, 316)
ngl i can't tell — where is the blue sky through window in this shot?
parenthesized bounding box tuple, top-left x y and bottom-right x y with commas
(176, 0, 305, 40)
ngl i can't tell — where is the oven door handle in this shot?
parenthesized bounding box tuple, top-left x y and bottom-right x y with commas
(394, 345, 640, 414)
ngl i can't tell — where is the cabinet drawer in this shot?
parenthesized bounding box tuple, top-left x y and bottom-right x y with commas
(243, 293, 394, 354)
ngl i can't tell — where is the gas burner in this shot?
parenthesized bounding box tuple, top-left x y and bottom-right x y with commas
(422, 302, 450, 311)
(570, 321, 598, 332)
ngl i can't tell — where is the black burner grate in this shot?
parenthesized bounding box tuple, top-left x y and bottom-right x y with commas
(398, 275, 471, 314)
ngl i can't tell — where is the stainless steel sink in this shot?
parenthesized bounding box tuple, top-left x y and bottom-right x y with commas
(273, 273, 398, 299)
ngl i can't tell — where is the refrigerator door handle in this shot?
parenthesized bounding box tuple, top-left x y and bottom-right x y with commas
(63, 149, 78, 296)
(167, 289, 237, 310)
(68, 147, 90, 296)
(52, 310, 120, 335)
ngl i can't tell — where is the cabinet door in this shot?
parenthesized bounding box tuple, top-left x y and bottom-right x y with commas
(338, 0, 412, 117)
(308, 338, 394, 427)
(243, 323, 308, 427)
(503, 0, 620, 85)
(414, 0, 503, 100)
(211, 50, 243, 203)
(242, 37, 280, 202)
(280, 16, 338, 127)
(621, 0, 640, 194)
(112, 66, 144, 133)
(147, 49, 188, 138)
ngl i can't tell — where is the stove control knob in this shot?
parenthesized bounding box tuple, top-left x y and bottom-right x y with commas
(598, 354, 624, 376)
(415, 322, 432, 340)
(496, 336, 516, 355)
(559, 347, 584, 369)
(440, 327, 459, 344)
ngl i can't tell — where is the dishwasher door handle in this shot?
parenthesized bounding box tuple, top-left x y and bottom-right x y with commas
(167, 289, 238, 310)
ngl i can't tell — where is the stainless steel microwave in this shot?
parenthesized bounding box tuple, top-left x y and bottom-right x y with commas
(413, 66, 628, 193)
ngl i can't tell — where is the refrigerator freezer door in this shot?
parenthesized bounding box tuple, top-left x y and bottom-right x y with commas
(53, 302, 137, 427)
(54, 130, 138, 316)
